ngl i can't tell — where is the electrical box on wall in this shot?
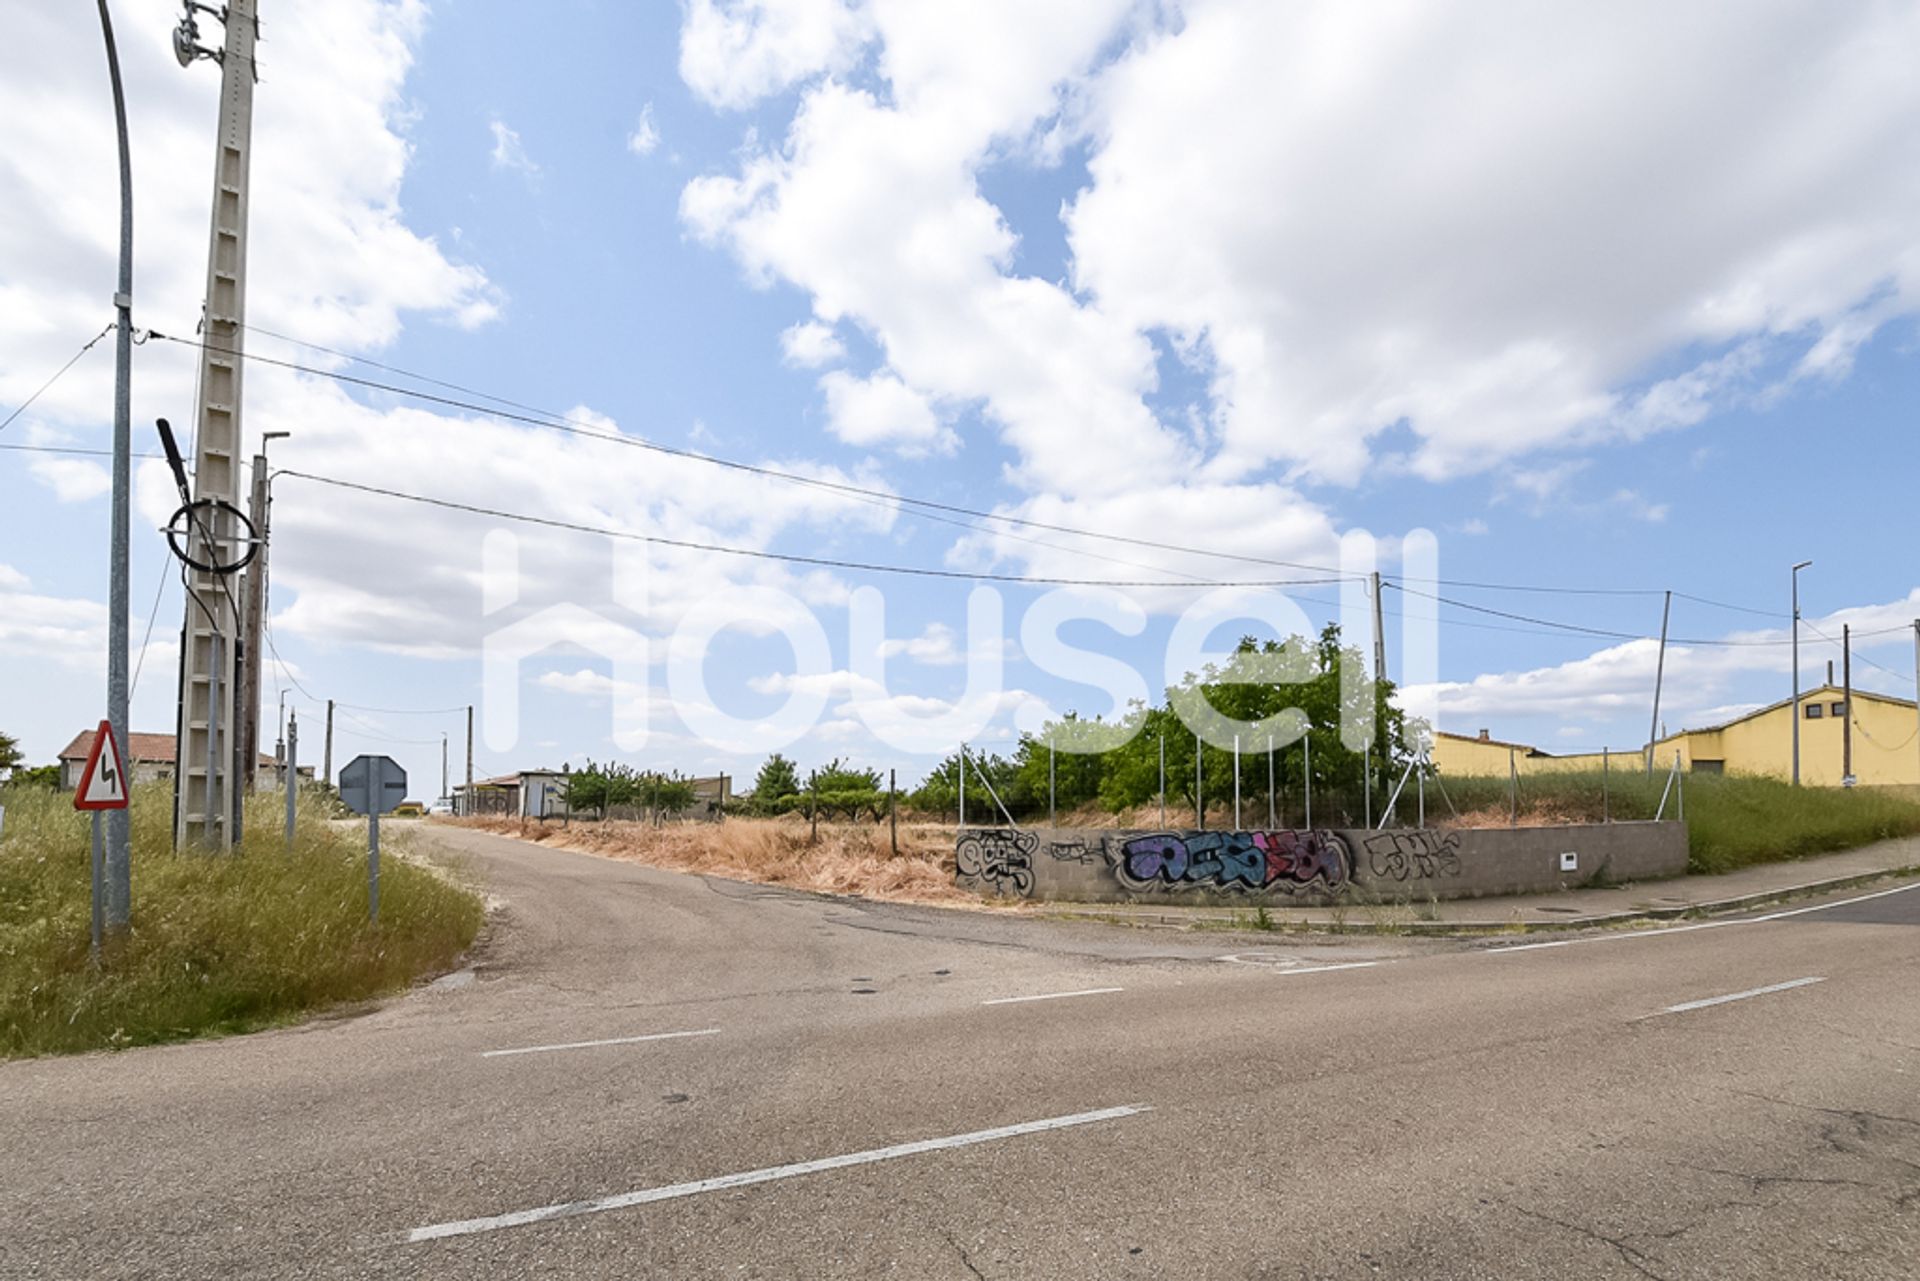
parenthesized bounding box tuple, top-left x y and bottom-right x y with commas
(1559, 851, 1578, 872)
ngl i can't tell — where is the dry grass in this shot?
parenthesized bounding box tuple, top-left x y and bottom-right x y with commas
(449, 814, 1005, 908)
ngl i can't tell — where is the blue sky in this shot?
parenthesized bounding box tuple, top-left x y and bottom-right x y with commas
(4, 0, 1919, 796)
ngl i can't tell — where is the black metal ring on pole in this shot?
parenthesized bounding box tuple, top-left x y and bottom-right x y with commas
(165, 498, 258, 574)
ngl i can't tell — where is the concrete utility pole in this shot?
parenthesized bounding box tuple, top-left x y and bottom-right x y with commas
(236, 430, 287, 825)
(464, 705, 474, 814)
(1646, 590, 1671, 777)
(1842, 623, 1853, 786)
(95, 0, 135, 927)
(322, 698, 333, 785)
(1791, 560, 1812, 786)
(283, 710, 296, 849)
(174, 0, 260, 849)
(441, 733, 449, 802)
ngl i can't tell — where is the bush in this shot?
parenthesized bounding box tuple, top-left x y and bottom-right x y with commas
(0, 781, 483, 1058)
(1432, 767, 1920, 873)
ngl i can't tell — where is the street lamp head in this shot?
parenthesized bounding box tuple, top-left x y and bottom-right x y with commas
(1793, 559, 1813, 571)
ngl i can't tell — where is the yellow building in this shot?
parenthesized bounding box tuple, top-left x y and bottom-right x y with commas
(1431, 730, 1627, 778)
(1432, 684, 1920, 788)
(1652, 684, 1919, 787)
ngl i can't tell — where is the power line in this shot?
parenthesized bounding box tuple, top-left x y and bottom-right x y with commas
(261, 615, 318, 702)
(0, 442, 166, 459)
(1384, 581, 1910, 648)
(335, 702, 466, 715)
(1802, 620, 1917, 686)
(128, 570, 172, 699)
(151, 329, 1352, 578)
(161, 325, 1842, 618)
(0, 323, 113, 433)
(274, 469, 1351, 589)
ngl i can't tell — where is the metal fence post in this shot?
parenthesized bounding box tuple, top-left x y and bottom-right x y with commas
(1304, 732, 1313, 831)
(1363, 741, 1372, 830)
(889, 767, 897, 857)
(1194, 730, 1203, 830)
(1508, 747, 1518, 828)
(1048, 735, 1055, 826)
(285, 711, 298, 850)
(1267, 734, 1275, 829)
(1233, 734, 1241, 829)
(1602, 747, 1610, 822)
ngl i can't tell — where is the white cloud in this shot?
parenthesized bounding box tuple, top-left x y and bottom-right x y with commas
(26, 455, 110, 503)
(628, 103, 661, 157)
(877, 621, 963, 666)
(489, 118, 538, 176)
(0, 564, 27, 590)
(0, 1, 497, 445)
(678, 0, 872, 110)
(1408, 588, 1920, 739)
(779, 319, 845, 367)
(682, 0, 1920, 537)
(817, 369, 953, 453)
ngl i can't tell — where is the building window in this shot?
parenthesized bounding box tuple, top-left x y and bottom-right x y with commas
(1692, 758, 1725, 774)
(1805, 704, 1823, 719)
(1831, 701, 1847, 717)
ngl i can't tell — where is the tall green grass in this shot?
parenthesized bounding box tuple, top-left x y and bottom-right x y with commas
(0, 781, 482, 1058)
(1432, 768, 1920, 873)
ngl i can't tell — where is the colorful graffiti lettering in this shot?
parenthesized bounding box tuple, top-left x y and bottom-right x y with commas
(1111, 830, 1350, 893)
(1361, 830, 1462, 881)
(955, 829, 1038, 897)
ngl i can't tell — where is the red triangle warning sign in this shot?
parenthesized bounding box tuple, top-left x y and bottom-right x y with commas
(74, 720, 129, 811)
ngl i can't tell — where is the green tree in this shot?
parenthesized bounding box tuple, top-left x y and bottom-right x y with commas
(565, 760, 638, 819)
(808, 757, 887, 821)
(750, 753, 802, 803)
(910, 749, 1019, 821)
(0, 730, 22, 778)
(6, 763, 59, 789)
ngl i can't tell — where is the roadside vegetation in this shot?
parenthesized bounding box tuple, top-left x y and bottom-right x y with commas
(1438, 768, 1920, 873)
(0, 780, 483, 1058)
(456, 811, 973, 906)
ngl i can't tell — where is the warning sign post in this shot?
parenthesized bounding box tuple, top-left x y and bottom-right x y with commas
(72, 720, 128, 958)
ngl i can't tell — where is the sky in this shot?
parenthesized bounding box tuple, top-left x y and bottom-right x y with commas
(3, 0, 1919, 798)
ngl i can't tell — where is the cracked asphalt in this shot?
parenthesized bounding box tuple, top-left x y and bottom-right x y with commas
(2, 823, 1916, 1279)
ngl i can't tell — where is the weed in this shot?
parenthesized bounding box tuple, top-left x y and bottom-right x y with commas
(0, 782, 482, 1058)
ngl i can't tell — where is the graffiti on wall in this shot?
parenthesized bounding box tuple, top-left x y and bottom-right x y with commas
(1108, 830, 1351, 894)
(955, 829, 1038, 897)
(1361, 830, 1462, 881)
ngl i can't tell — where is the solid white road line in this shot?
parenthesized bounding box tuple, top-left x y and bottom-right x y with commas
(406, 1104, 1152, 1242)
(481, 1028, 721, 1058)
(1486, 879, 1920, 956)
(1271, 961, 1379, 976)
(982, 986, 1124, 1006)
(1656, 976, 1825, 1016)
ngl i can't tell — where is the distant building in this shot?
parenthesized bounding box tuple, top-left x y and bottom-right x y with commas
(1430, 683, 1920, 787)
(57, 728, 304, 791)
(453, 770, 570, 819)
(452, 770, 732, 819)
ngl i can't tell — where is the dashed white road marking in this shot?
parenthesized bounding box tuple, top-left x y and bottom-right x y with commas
(481, 1028, 721, 1058)
(982, 986, 1124, 1006)
(1270, 961, 1379, 976)
(1655, 976, 1825, 1016)
(406, 1104, 1152, 1242)
(1486, 879, 1920, 956)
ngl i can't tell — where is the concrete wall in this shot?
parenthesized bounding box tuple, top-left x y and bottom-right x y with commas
(955, 822, 1688, 904)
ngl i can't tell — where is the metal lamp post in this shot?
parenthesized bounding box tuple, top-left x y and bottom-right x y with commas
(1791, 560, 1811, 786)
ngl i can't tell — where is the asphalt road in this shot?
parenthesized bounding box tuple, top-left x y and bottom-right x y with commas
(4, 824, 1917, 1280)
